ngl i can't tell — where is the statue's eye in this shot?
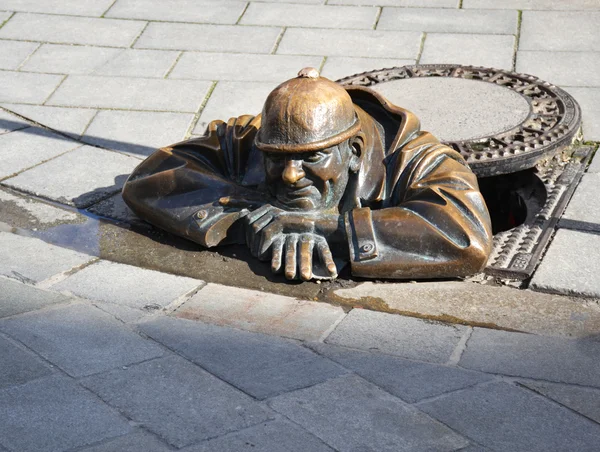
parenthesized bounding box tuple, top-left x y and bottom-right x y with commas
(305, 151, 328, 163)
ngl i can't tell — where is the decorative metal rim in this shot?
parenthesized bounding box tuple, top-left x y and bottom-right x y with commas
(337, 64, 582, 177)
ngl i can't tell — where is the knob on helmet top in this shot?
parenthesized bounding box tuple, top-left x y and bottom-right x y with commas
(255, 68, 361, 153)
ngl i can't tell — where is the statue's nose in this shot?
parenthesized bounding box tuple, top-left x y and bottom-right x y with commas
(282, 160, 305, 185)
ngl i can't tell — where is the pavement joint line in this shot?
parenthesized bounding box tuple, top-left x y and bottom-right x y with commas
(235, 1, 250, 25)
(317, 308, 347, 343)
(100, 0, 118, 18)
(41, 73, 68, 105)
(415, 32, 427, 64)
(14, 41, 40, 71)
(512, 10, 523, 71)
(318, 56, 327, 73)
(184, 80, 218, 139)
(128, 21, 150, 49)
(163, 281, 208, 315)
(445, 326, 473, 366)
(78, 109, 100, 138)
(413, 378, 501, 408)
(458, 0, 463, 8)
(0, 11, 14, 30)
(162, 50, 184, 79)
(271, 27, 286, 55)
(36, 258, 100, 290)
(372, 6, 382, 30)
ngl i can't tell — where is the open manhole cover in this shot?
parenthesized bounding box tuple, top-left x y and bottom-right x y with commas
(338, 64, 581, 177)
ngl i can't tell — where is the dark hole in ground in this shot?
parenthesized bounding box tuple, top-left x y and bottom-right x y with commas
(478, 169, 547, 235)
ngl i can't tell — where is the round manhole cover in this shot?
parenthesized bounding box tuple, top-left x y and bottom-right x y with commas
(337, 65, 581, 177)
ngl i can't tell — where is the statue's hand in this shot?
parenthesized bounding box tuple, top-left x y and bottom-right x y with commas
(244, 205, 337, 280)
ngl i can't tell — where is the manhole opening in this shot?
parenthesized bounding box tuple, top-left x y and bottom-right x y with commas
(479, 169, 547, 235)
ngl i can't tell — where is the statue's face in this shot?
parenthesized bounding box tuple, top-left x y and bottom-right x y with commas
(263, 140, 354, 212)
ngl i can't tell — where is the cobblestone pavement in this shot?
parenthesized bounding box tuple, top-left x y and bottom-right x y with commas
(1, 1, 600, 451)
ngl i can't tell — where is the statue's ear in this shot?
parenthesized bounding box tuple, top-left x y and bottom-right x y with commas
(349, 132, 365, 173)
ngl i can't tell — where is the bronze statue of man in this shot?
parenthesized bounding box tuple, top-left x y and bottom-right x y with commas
(122, 67, 492, 281)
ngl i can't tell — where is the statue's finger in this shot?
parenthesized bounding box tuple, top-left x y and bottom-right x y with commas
(258, 222, 282, 260)
(245, 204, 273, 224)
(271, 237, 284, 273)
(252, 213, 273, 234)
(317, 239, 337, 277)
(284, 235, 298, 280)
(299, 236, 314, 281)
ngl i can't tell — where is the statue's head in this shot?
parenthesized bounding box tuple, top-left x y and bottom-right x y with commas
(255, 68, 365, 212)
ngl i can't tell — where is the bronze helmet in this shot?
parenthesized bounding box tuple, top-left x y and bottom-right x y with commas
(255, 68, 361, 153)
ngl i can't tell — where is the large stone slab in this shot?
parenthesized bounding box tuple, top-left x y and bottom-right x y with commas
(269, 374, 469, 451)
(82, 110, 194, 157)
(330, 0, 458, 5)
(20, 43, 121, 75)
(565, 87, 600, 141)
(0, 232, 93, 283)
(79, 430, 171, 452)
(0, 40, 38, 70)
(0, 0, 115, 16)
(4, 145, 141, 208)
(531, 229, 600, 297)
(0, 277, 72, 318)
(520, 11, 600, 52)
(0, 108, 28, 134)
(0, 13, 146, 47)
(321, 56, 414, 81)
(135, 22, 281, 53)
(419, 382, 600, 452)
(516, 51, 600, 87)
(463, 0, 600, 9)
(371, 77, 530, 142)
(2, 104, 98, 138)
(309, 342, 493, 403)
(0, 303, 164, 377)
(174, 283, 346, 342)
(559, 174, 600, 232)
(139, 316, 347, 399)
(240, 3, 378, 29)
(188, 420, 334, 452)
(0, 335, 53, 389)
(47, 75, 212, 112)
(93, 49, 180, 78)
(0, 126, 82, 180)
(0, 71, 64, 104)
(277, 28, 422, 58)
(331, 281, 600, 338)
(0, 374, 131, 452)
(52, 260, 203, 310)
(459, 328, 600, 387)
(378, 7, 517, 34)
(326, 309, 467, 364)
(420, 33, 515, 69)
(80, 355, 273, 448)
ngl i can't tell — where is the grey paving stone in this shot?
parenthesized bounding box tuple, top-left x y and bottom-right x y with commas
(20, 43, 121, 75)
(80, 430, 171, 452)
(174, 283, 346, 342)
(240, 3, 378, 29)
(0, 40, 38, 70)
(0, 276, 72, 318)
(565, 87, 600, 141)
(135, 22, 281, 54)
(2, 103, 97, 138)
(330, 0, 458, 6)
(0, 11, 12, 23)
(81, 355, 273, 448)
(419, 382, 600, 452)
(0, 70, 64, 104)
(460, 328, 600, 387)
(309, 342, 493, 403)
(463, 0, 600, 9)
(139, 316, 348, 399)
(0, 232, 92, 283)
(520, 11, 600, 52)
(106, 0, 248, 24)
(0, 334, 53, 389)
(516, 51, 600, 87)
(188, 420, 334, 452)
(559, 174, 600, 232)
(93, 49, 180, 78)
(378, 7, 517, 34)
(4, 145, 141, 208)
(0, 108, 28, 134)
(47, 75, 212, 112)
(326, 309, 467, 363)
(320, 56, 414, 81)
(530, 229, 600, 297)
(521, 380, 600, 424)
(87, 192, 141, 224)
(0, 126, 80, 179)
(82, 110, 194, 157)
(0, 374, 131, 452)
(169, 52, 322, 82)
(53, 260, 203, 310)
(0, 303, 164, 377)
(194, 81, 277, 134)
(0, 13, 147, 47)
(588, 148, 600, 173)
(420, 33, 515, 70)
(269, 374, 469, 451)
(0, 0, 115, 16)
(277, 28, 422, 58)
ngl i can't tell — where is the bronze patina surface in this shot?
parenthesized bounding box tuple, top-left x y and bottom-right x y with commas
(122, 68, 493, 281)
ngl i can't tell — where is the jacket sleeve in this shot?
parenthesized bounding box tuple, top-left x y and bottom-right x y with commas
(122, 115, 268, 247)
(344, 135, 492, 279)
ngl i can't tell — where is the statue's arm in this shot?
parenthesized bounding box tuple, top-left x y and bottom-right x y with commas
(344, 145, 493, 279)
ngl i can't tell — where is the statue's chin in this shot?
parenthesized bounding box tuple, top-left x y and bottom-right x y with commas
(276, 196, 319, 212)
